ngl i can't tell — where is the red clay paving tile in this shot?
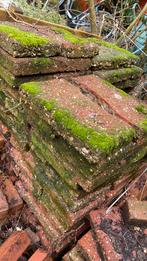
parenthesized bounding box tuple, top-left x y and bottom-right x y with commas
(78, 231, 101, 260)
(89, 208, 147, 260)
(28, 78, 130, 134)
(0, 48, 91, 76)
(123, 199, 147, 226)
(0, 230, 31, 261)
(28, 249, 52, 261)
(72, 75, 145, 128)
(94, 229, 122, 261)
(0, 177, 23, 214)
(89, 209, 123, 261)
(0, 188, 8, 222)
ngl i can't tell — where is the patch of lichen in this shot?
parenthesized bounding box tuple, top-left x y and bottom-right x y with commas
(118, 128, 136, 144)
(112, 67, 142, 77)
(54, 27, 138, 59)
(31, 57, 54, 67)
(31, 132, 77, 191)
(132, 146, 147, 163)
(139, 120, 147, 133)
(0, 65, 15, 86)
(135, 104, 147, 115)
(0, 24, 49, 46)
(33, 178, 69, 229)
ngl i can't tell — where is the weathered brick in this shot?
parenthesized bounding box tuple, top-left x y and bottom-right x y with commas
(0, 177, 23, 214)
(28, 249, 52, 261)
(0, 231, 31, 261)
(63, 247, 84, 261)
(0, 48, 91, 76)
(72, 75, 146, 129)
(94, 67, 143, 86)
(0, 188, 8, 222)
(123, 199, 147, 226)
(92, 45, 138, 69)
(90, 209, 123, 261)
(78, 231, 101, 260)
(0, 23, 61, 58)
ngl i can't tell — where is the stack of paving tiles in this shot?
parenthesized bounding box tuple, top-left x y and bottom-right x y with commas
(0, 21, 147, 252)
(0, 21, 143, 89)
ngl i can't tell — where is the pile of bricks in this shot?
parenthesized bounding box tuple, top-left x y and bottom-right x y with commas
(0, 20, 146, 254)
(63, 165, 147, 260)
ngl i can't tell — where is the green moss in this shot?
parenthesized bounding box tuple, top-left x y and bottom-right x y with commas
(40, 99, 56, 111)
(132, 147, 147, 163)
(54, 28, 138, 59)
(0, 65, 15, 86)
(53, 109, 118, 153)
(31, 57, 54, 67)
(92, 39, 138, 59)
(106, 67, 142, 80)
(135, 104, 147, 115)
(0, 24, 49, 46)
(139, 120, 147, 133)
(119, 128, 136, 143)
(117, 88, 129, 97)
(20, 81, 135, 154)
(21, 82, 42, 95)
(102, 79, 129, 96)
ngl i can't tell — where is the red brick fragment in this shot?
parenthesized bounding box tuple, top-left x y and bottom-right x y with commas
(95, 229, 122, 261)
(0, 177, 23, 214)
(78, 231, 101, 260)
(123, 199, 147, 226)
(0, 189, 8, 222)
(28, 248, 52, 261)
(90, 209, 123, 261)
(0, 231, 31, 261)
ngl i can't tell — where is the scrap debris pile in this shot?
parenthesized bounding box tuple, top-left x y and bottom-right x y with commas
(0, 20, 146, 254)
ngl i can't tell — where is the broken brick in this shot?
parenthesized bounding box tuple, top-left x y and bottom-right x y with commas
(0, 230, 31, 261)
(78, 231, 101, 260)
(0, 177, 23, 214)
(28, 249, 52, 261)
(123, 199, 147, 226)
(0, 188, 8, 222)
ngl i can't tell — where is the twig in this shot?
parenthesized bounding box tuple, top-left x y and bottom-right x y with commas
(106, 167, 147, 214)
(116, 3, 147, 46)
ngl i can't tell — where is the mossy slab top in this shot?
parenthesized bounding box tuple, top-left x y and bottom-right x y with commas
(94, 67, 143, 84)
(92, 46, 139, 69)
(0, 22, 99, 58)
(20, 77, 138, 156)
(72, 75, 147, 133)
(0, 22, 61, 57)
(52, 27, 139, 65)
